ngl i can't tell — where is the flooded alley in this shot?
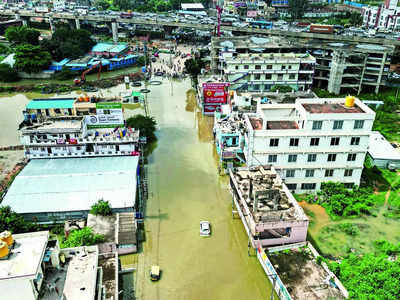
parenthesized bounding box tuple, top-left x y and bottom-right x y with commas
(135, 78, 271, 300)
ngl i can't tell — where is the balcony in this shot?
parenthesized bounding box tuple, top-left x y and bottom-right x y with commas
(26, 150, 140, 159)
(25, 135, 139, 146)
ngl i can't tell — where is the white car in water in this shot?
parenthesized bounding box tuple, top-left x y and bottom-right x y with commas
(200, 221, 211, 237)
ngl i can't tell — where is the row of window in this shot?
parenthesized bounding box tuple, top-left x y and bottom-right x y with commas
(250, 73, 297, 80)
(312, 120, 365, 130)
(270, 136, 361, 147)
(239, 64, 295, 71)
(269, 153, 357, 163)
(285, 168, 354, 178)
(286, 182, 354, 190)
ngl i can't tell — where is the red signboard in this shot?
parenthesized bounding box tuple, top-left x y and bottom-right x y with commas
(203, 104, 221, 114)
(202, 82, 229, 104)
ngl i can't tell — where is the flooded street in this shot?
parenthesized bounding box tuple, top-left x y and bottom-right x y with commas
(135, 78, 270, 300)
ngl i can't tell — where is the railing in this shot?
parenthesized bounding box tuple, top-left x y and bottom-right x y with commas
(26, 150, 139, 159)
(25, 135, 139, 145)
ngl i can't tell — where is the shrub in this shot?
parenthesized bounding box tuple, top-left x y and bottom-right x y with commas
(90, 199, 113, 216)
(61, 227, 104, 248)
(270, 85, 293, 93)
(0, 64, 19, 82)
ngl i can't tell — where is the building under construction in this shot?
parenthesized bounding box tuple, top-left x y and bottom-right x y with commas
(211, 35, 394, 95)
(229, 165, 309, 247)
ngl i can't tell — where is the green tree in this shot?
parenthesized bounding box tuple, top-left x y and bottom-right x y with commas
(61, 227, 104, 248)
(90, 199, 113, 216)
(270, 85, 293, 93)
(40, 28, 95, 61)
(113, 0, 133, 10)
(0, 64, 19, 82)
(14, 44, 52, 73)
(126, 114, 157, 142)
(94, 0, 111, 10)
(349, 12, 363, 26)
(5, 26, 40, 45)
(0, 206, 29, 233)
(288, 0, 308, 20)
(184, 57, 205, 84)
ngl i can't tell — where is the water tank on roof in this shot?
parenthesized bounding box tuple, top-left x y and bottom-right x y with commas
(0, 231, 13, 246)
(345, 95, 355, 108)
(0, 241, 9, 258)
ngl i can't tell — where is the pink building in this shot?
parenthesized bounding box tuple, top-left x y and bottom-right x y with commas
(229, 165, 309, 247)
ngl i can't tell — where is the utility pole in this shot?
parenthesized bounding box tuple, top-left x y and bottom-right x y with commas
(170, 44, 173, 96)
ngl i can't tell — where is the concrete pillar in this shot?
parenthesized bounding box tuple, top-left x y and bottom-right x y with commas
(15, 13, 20, 20)
(22, 18, 28, 26)
(112, 22, 118, 43)
(327, 50, 346, 95)
(49, 17, 55, 33)
(375, 52, 387, 94)
(75, 18, 80, 30)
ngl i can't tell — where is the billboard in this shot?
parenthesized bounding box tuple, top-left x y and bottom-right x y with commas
(202, 82, 229, 104)
(86, 102, 124, 128)
(203, 104, 221, 115)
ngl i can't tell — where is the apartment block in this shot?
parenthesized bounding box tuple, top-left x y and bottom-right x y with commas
(222, 52, 315, 92)
(242, 97, 376, 193)
(211, 36, 394, 95)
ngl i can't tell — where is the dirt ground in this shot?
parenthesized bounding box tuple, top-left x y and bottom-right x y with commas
(0, 150, 25, 185)
(269, 248, 344, 300)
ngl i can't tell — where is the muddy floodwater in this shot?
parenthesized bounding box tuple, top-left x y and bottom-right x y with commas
(0, 78, 272, 299)
(135, 78, 271, 300)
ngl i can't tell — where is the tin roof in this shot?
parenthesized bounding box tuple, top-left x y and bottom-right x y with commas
(26, 98, 76, 110)
(91, 42, 128, 53)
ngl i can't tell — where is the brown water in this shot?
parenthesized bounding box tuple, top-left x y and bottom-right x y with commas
(0, 78, 272, 299)
(135, 78, 271, 300)
(300, 200, 400, 256)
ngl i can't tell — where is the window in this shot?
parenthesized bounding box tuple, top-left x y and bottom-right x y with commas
(270, 138, 279, 147)
(244, 65, 249, 69)
(301, 183, 316, 190)
(307, 154, 317, 162)
(288, 65, 292, 70)
(76, 146, 81, 150)
(333, 120, 343, 130)
(255, 65, 261, 70)
(312, 121, 322, 130)
(305, 169, 315, 177)
(330, 137, 340, 146)
(32, 147, 38, 151)
(253, 84, 260, 91)
(327, 154, 337, 162)
(344, 169, 353, 177)
(290, 138, 299, 147)
(347, 153, 357, 161)
(354, 120, 364, 129)
(235, 65, 239, 70)
(286, 183, 297, 190)
(325, 169, 334, 177)
(54, 108, 61, 114)
(286, 169, 295, 177)
(268, 154, 277, 163)
(344, 183, 354, 188)
(255, 74, 261, 80)
(351, 137, 360, 145)
(277, 74, 283, 80)
(288, 154, 297, 162)
(281, 65, 286, 70)
(310, 138, 320, 146)
(265, 74, 272, 80)
(267, 65, 272, 69)
(289, 74, 295, 80)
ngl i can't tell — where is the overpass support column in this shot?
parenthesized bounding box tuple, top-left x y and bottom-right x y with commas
(49, 17, 55, 33)
(75, 18, 80, 30)
(112, 21, 118, 43)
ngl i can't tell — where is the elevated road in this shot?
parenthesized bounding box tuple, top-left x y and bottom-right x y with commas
(1, 10, 400, 46)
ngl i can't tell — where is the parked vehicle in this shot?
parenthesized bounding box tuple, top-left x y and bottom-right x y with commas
(309, 24, 334, 34)
(150, 266, 160, 281)
(200, 221, 211, 237)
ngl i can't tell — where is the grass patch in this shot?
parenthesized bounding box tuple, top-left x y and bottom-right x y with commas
(122, 103, 141, 110)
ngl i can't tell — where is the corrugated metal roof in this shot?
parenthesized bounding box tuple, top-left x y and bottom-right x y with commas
(2, 157, 139, 214)
(91, 42, 128, 53)
(26, 98, 75, 110)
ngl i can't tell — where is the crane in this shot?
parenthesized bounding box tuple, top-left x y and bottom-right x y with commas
(216, 0, 223, 37)
(74, 61, 102, 85)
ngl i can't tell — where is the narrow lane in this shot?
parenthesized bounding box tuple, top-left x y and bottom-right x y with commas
(136, 78, 271, 300)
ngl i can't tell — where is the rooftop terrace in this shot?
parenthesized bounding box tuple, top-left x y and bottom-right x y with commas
(21, 118, 83, 132)
(0, 231, 48, 281)
(266, 120, 298, 130)
(302, 102, 364, 114)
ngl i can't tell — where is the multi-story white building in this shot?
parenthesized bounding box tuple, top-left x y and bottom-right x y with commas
(20, 117, 140, 159)
(221, 51, 315, 92)
(242, 97, 376, 193)
(362, 0, 400, 31)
